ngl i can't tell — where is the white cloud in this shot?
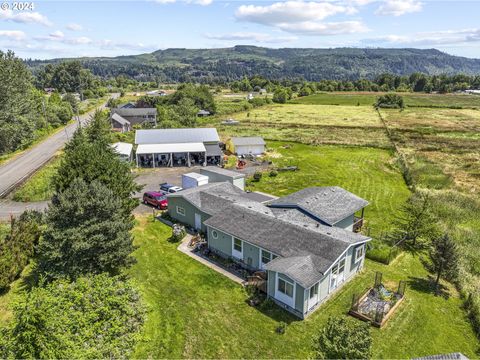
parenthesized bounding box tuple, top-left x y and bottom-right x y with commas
(98, 39, 158, 51)
(365, 28, 480, 46)
(0, 9, 52, 26)
(205, 31, 297, 43)
(375, 0, 422, 16)
(234, 1, 367, 36)
(236, 1, 356, 25)
(0, 30, 26, 41)
(34, 32, 92, 45)
(66, 23, 83, 31)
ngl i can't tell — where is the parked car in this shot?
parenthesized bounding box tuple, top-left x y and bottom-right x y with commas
(160, 183, 183, 193)
(142, 191, 168, 209)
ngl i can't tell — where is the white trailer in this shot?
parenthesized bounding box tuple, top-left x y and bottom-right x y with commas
(182, 172, 209, 189)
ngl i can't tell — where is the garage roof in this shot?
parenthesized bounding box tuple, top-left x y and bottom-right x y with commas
(231, 136, 266, 146)
(136, 142, 206, 155)
(135, 128, 220, 145)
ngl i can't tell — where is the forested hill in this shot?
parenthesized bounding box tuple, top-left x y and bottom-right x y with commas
(26, 46, 480, 82)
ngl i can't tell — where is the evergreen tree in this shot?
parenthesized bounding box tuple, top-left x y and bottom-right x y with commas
(37, 179, 135, 280)
(54, 111, 140, 215)
(425, 233, 459, 295)
(313, 316, 372, 359)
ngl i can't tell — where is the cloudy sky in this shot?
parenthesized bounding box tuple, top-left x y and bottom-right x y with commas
(1, 0, 479, 59)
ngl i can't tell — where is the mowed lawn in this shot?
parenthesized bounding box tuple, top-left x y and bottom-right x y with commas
(247, 141, 411, 237)
(130, 216, 478, 359)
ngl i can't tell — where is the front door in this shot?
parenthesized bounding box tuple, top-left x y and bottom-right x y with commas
(194, 213, 202, 230)
(308, 283, 319, 309)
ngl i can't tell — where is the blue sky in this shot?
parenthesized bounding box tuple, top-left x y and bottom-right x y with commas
(1, 0, 479, 59)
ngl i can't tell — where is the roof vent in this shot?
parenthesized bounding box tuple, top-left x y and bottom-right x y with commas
(327, 232, 331, 235)
(303, 224, 308, 227)
(316, 224, 320, 228)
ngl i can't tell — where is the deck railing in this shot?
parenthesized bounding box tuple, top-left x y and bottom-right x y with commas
(353, 216, 364, 232)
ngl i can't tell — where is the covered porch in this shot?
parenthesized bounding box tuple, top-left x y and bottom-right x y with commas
(136, 143, 207, 168)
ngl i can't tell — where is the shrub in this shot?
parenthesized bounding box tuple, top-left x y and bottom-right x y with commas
(374, 93, 404, 109)
(0, 274, 145, 359)
(269, 170, 278, 177)
(313, 316, 372, 359)
(253, 172, 263, 182)
(171, 224, 186, 242)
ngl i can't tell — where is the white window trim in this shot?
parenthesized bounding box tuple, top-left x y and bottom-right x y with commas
(232, 237, 243, 259)
(355, 245, 364, 264)
(274, 272, 296, 309)
(259, 249, 271, 270)
(176, 206, 185, 216)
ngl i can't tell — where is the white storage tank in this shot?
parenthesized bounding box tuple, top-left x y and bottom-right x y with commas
(182, 172, 209, 189)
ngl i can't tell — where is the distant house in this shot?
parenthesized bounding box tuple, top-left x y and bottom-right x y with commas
(168, 184, 370, 318)
(110, 108, 157, 127)
(197, 109, 211, 117)
(259, 88, 267, 95)
(134, 128, 222, 167)
(246, 93, 254, 100)
(118, 102, 136, 109)
(111, 142, 133, 162)
(111, 113, 131, 133)
(226, 137, 266, 156)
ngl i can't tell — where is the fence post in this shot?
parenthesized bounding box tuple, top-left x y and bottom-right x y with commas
(351, 293, 359, 311)
(397, 280, 406, 297)
(374, 303, 384, 324)
(374, 272, 383, 287)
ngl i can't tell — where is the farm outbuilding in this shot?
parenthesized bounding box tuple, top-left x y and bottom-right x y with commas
(134, 128, 222, 168)
(111, 142, 133, 161)
(182, 172, 209, 189)
(199, 166, 245, 190)
(226, 137, 266, 156)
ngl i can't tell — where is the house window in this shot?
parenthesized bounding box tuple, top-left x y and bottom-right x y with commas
(355, 245, 364, 262)
(261, 250, 271, 265)
(278, 278, 294, 297)
(309, 283, 319, 299)
(176, 206, 185, 216)
(339, 258, 346, 273)
(212, 230, 218, 239)
(233, 238, 242, 252)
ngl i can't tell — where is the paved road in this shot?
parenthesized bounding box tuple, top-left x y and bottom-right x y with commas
(0, 94, 119, 198)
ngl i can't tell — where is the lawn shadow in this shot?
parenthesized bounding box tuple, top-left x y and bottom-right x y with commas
(407, 276, 450, 299)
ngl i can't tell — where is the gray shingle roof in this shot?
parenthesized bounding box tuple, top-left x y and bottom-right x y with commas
(204, 204, 370, 288)
(268, 187, 369, 226)
(135, 128, 220, 145)
(112, 108, 156, 117)
(231, 137, 266, 146)
(200, 166, 245, 179)
(111, 113, 131, 126)
(204, 144, 222, 157)
(168, 182, 264, 216)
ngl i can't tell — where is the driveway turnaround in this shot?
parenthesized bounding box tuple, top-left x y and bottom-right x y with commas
(0, 94, 119, 198)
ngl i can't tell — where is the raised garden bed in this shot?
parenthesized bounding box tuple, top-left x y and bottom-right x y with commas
(349, 272, 406, 328)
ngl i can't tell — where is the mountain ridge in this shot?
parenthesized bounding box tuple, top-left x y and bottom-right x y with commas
(26, 46, 480, 82)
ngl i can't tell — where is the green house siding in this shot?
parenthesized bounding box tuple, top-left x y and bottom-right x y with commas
(167, 197, 210, 232)
(243, 242, 260, 269)
(207, 227, 233, 256)
(318, 273, 330, 302)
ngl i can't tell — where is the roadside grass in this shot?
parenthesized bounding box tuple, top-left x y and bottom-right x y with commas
(291, 92, 480, 108)
(130, 216, 478, 359)
(246, 141, 410, 238)
(11, 155, 61, 202)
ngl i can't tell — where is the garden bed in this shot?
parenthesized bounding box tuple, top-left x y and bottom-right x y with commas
(349, 272, 405, 327)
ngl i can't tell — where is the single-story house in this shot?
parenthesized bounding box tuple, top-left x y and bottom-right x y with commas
(134, 128, 222, 168)
(199, 166, 246, 190)
(111, 142, 133, 161)
(226, 137, 266, 156)
(111, 113, 131, 133)
(111, 108, 157, 127)
(168, 183, 370, 318)
(197, 109, 211, 117)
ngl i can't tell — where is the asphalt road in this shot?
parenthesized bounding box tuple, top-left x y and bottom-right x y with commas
(0, 94, 119, 198)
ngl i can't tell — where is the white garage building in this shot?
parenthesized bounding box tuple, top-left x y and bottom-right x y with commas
(135, 128, 222, 168)
(227, 137, 266, 156)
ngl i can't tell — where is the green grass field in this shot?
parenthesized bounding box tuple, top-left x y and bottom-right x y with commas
(247, 141, 410, 238)
(129, 216, 478, 359)
(291, 92, 480, 108)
